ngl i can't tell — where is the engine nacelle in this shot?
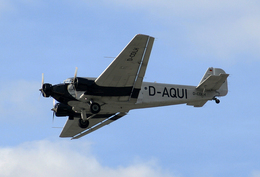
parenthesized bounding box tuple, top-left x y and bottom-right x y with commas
(74, 77, 94, 91)
(52, 103, 74, 117)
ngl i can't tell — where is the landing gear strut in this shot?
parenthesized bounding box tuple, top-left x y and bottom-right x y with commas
(213, 97, 220, 104)
(77, 102, 101, 129)
(78, 109, 89, 128)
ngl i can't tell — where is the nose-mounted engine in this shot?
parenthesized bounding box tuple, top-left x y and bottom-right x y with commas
(39, 73, 74, 102)
(40, 70, 101, 130)
(40, 73, 52, 97)
(40, 83, 52, 97)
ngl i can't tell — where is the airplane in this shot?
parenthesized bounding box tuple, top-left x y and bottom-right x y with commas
(40, 34, 229, 139)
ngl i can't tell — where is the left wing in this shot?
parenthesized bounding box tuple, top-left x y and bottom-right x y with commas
(59, 112, 127, 139)
(95, 34, 154, 91)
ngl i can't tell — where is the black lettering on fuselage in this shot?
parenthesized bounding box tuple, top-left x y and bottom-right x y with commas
(162, 87, 169, 97)
(148, 86, 188, 99)
(177, 88, 184, 98)
(149, 86, 156, 96)
(170, 88, 177, 98)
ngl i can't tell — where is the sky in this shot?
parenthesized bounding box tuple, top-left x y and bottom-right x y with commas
(0, 0, 260, 176)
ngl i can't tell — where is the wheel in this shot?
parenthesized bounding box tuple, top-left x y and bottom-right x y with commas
(78, 119, 89, 128)
(215, 99, 220, 104)
(90, 103, 101, 114)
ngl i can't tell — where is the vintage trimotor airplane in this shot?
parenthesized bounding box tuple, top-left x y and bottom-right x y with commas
(40, 34, 229, 139)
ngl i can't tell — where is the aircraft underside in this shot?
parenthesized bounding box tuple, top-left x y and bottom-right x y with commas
(40, 34, 229, 139)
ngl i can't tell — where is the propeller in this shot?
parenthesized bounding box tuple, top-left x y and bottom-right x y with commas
(51, 99, 60, 123)
(72, 67, 78, 98)
(52, 99, 56, 122)
(53, 98, 56, 107)
(39, 73, 45, 97)
(39, 73, 52, 97)
(74, 67, 78, 82)
(41, 73, 44, 88)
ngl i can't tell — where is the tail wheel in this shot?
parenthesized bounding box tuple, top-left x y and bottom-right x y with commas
(213, 97, 220, 104)
(90, 103, 101, 114)
(78, 119, 89, 128)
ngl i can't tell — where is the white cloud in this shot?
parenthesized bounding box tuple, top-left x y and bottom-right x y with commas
(250, 171, 260, 177)
(100, 0, 260, 62)
(0, 140, 176, 177)
(3, 0, 260, 62)
(0, 0, 43, 16)
(187, 16, 260, 62)
(103, 0, 259, 18)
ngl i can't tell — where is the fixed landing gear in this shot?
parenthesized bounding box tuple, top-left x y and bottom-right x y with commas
(78, 109, 89, 128)
(78, 119, 89, 128)
(78, 102, 101, 129)
(90, 102, 101, 114)
(213, 97, 220, 104)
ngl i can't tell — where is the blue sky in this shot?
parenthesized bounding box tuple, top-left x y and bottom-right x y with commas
(1, 0, 260, 176)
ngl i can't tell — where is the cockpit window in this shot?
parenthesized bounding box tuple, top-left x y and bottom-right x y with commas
(63, 78, 73, 84)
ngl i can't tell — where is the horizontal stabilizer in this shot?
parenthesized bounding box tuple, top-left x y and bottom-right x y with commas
(187, 100, 208, 107)
(196, 67, 229, 91)
(196, 73, 229, 91)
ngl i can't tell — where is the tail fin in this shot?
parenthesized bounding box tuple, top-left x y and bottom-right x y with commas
(197, 67, 229, 96)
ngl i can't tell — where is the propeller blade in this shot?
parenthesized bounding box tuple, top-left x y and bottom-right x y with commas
(52, 111, 55, 123)
(74, 67, 78, 81)
(41, 73, 44, 87)
(39, 73, 45, 99)
(73, 67, 78, 98)
(38, 92, 42, 100)
(53, 98, 56, 107)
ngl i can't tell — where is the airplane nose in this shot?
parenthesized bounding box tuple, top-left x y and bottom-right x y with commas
(52, 84, 67, 95)
(40, 83, 52, 97)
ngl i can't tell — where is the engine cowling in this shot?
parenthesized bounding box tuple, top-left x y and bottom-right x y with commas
(74, 77, 94, 91)
(52, 103, 74, 117)
(41, 83, 52, 97)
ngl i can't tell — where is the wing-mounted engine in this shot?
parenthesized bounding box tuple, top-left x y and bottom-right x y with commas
(52, 103, 76, 117)
(74, 77, 95, 92)
(73, 77, 133, 97)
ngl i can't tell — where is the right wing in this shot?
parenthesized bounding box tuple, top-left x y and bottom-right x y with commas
(59, 112, 127, 139)
(95, 34, 154, 91)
